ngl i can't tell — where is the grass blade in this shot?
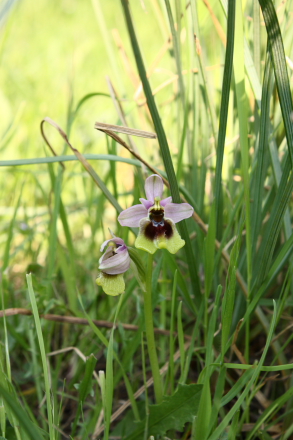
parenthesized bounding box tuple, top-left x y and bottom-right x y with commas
(26, 274, 55, 440)
(164, 0, 185, 106)
(0, 154, 141, 168)
(251, 54, 273, 257)
(208, 301, 278, 440)
(258, 0, 293, 162)
(214, 0, 235, 239)
(0, 385, 45, 440)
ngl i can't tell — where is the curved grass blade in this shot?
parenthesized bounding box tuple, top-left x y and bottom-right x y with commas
(67, 92, 111, 136)
(74, 92, 110, 117)
(41, 117, 122, 215)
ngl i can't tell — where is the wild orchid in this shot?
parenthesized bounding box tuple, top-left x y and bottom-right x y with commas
(96, 237, 130, 296)
(118, 174, 194, 254)
(97, 174, 194, 403)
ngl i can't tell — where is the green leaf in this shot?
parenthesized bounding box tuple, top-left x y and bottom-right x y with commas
(124, 384, 203, 440)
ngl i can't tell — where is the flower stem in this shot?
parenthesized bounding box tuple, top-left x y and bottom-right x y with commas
(143, 253, 163, 404)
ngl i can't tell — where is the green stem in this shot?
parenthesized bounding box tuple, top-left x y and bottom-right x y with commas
(143, 253, 163, 404)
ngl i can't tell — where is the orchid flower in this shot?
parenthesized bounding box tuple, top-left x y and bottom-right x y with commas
(96, 237, 130, 296)
(118, 174, 194, 254)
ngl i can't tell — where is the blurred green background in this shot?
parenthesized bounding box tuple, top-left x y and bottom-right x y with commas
(1, 1, 293, 438)
(0, 0, 224, 274)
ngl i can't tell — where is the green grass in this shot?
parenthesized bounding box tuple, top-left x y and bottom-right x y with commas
(1, 0, 293, 438)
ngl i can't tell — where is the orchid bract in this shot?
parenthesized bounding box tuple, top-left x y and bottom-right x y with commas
(118, 174, 194, 254)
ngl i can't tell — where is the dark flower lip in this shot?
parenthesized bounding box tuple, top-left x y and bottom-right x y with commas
(144, 219, 173, 241)
(135, 217, 185, 254)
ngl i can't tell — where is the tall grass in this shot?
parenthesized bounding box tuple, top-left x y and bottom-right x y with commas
(1, 0, 293, 438)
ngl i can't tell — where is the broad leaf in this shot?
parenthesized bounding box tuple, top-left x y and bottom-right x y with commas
(124, 384, 202, 440)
